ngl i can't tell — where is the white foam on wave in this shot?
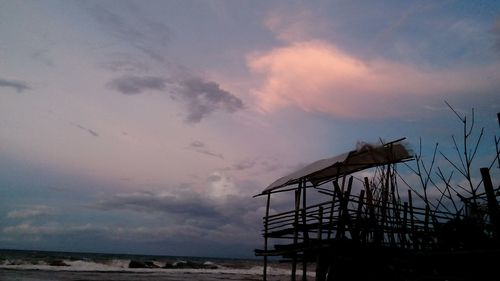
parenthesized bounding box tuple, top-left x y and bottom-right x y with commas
(0, 259, 129, 272)
(0, 258, 315, 277)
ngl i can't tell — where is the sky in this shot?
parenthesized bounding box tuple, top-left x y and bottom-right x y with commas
(0, 0, 499, 258)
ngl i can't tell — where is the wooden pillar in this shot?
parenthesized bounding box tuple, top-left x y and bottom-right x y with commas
(263, 192, 271, 281)
(336, 177, 352, 240)
(327, 182, 340, 239)
(353, 190, 365, 242)
(424, 205, 430, 248)
(384, 165, 395, 246)
(318, 206, 324, 241)
(402, 202, 408, 248)
(315, 207, 325, 281)
(302, 179, 309, 242)
(364, 177, 376, 244)
(379, 167, 390, 246)
(481, 168, 500, 240)
(341, 173, 347, 193)
(390, 168, 401, 247)
(292, 188, 301, 281)
(408, 190, 416, 249)
(302, 180, 308, 281)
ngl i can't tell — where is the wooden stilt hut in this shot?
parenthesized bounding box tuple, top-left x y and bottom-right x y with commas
(255, 138, 500, 281)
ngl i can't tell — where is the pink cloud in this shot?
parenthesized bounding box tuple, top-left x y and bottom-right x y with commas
(247, 40, 500, 119)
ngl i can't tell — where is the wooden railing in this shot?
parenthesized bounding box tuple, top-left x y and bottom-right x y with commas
(259, 190, 461, 255)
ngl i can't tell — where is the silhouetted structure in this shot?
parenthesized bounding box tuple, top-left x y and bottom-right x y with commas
(255, 138, 500, 281)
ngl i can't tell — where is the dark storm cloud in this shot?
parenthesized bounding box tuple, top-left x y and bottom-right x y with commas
(96, 191, 219, 218)
(188, 141, 224, 159)
(85, 3, 244, 123)
(177, 77, 245, 123)
(94, 187, 264, 230)
(108, 75, 168, 94)
(108, 74, 244, 123)
(0, 78, 31, 93)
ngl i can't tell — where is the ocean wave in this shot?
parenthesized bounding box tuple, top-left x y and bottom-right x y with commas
(0, 258, 297, 276)
(0, 249, 318, 277)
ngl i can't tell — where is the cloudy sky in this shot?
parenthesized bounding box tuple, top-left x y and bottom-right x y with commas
(1, 0, 499, 258)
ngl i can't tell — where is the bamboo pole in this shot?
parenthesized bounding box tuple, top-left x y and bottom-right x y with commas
(385, 165, 397, 247)
(402, 202, 408, 248)
(327, 182, 339, 239)
(379, 166, 390, 246)
(364, 177, 376, 244)
(292, 188, 301, 281)
(318, 206, 324, 241)
(302, 179, 309, 243)
(354, 190, 365, 242)
(390, 166, 402, 246)
(336, 177, 353, 240)
(263, 193, 271, 281)
(315, 207, 325, 281)
(301, 180, 308, 281)
(481, 167, 500, 241)
(408, 190, 416, 249)
(424, 205, 430, 248)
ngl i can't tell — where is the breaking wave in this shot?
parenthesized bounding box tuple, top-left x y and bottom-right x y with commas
(0, 249, 292, 276)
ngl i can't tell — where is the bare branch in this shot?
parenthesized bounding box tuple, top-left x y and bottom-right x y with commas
(470, 127, 484, 162)
(492, 136, 500, 169)
(440, 151, 468, 179)
(466, 108, 475, 137)
(421, 143, 439, 188)
(445, 100, 465, 123)
(451, 135, 467, 173)
(436, 168, 458, 213)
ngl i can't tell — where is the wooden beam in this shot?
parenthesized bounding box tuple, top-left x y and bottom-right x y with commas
(481, 167, 500, 240)
(263, 192, 271, 281)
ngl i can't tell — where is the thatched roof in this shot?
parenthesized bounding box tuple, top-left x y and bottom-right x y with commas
(258, 139, 412, 195)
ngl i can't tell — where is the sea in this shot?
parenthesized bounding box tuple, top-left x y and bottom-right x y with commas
(0, 249, 299, 281)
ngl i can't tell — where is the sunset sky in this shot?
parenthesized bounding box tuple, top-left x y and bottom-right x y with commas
(1, 0, 499, 258)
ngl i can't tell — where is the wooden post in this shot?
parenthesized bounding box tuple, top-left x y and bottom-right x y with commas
(352, 190, 365, 242)
(336, 177, 352, 240)
(335, 181, 345, 240)
(364, 177, 373, 207)
(302, 179, 309, 243)
(318, 206, 324, 241)
(481, 167, 500, 240)
(341, 174, 347, 193)
(385, 165, 397, 247)
(292, 188, 301, 281)
(327, 181, 340, 239)
(364, 177, 376, 244)
(408, 190, 416, 249)
(402, 202, 408, 248)
(379, 166, 390, 246)
(301, 179, 309, 281)
(424, 205, 430, 248)
(263, 193, 271, 281)
(346, 176, 353, 196)
(390, 168, 402, 246)
(316, 206, 325, 281)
